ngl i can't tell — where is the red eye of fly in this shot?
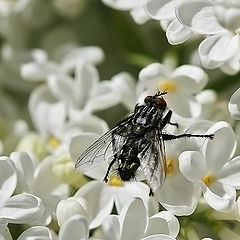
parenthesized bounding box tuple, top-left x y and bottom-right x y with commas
(144, 96, 152, 104)
(154, 97, 167, 109)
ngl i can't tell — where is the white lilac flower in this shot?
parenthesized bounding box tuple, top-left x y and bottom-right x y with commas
(0, 156, 44, 234)
(28, 82, 109, 151)
(10, 151, 69, 225)
(138, 63, 208, 118)
(21, 47, 105, 82)
(101, 198, 179, 240)
(74, 179, 158, 229)
(154, 140, 202, 216)
(144, 0, 193, 44)
(175, 0, 240, 74)
(179, 121, 240, 212)
(101, 0, 150, 24)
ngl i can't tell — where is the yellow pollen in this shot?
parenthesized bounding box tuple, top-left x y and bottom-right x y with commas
(166, 158, 177, 176)
(158, 80, 177, 93)
(202, 173, 216, 187)
(48, 136, 61, 148)
(108, 175, 124, 187)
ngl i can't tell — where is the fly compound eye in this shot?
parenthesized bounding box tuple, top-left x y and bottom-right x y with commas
(154, 97, 167, 109)
(144, 95, 152, 104)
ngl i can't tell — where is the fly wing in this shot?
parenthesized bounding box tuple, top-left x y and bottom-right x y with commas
(75, 115, 133, 173)
(138, 129, 166, 192)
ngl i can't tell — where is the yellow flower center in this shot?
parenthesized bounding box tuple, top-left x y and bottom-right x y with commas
(48, 136, 61, 148)
(202, 173, 216, 187)
(158, 79, 177, 93)
(108, 175, 124, 187)
(166, 157, 177, 176)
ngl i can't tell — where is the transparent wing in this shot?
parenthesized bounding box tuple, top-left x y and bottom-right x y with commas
(138, 129, 166, 192)
(75, 115, 133, 173)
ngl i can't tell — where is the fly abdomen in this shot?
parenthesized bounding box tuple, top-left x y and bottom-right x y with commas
(117, 141, 140, 181)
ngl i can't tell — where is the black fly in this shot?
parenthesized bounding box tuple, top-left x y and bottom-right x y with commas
(75, 91, 214, 195)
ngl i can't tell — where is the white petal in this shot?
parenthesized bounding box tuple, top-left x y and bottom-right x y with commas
(179, 151, 206, 183)
(203, 121, 237, 172)
(20, 61, 58, 82)
(47, 74, 77, 106)
(120, 198, 147, 240)
(176, 0, 225, 34)
(199, 34, 240, 69)
(102, 215, 120, 240)
(75, 181, 114, 229)
(228, 88, 240, 120)
(145, 211, 179, 238)
(28, 85, 67, 136)
(218, 156, 240, 188)
(145, 0, 175, 20)
(141, 234, 176, 240)
(202, 182, 236, 212)
(166, 19, 192, 45)
(10, 151, 36, 193)
(74, 63, 99, 107)
(111, 72, 136, 110)
(86, 81, 121, 112)
(155, 172, 201, 216)
(167, 93, 202, 118)
(130, 6, 150, 25)
(139, 63, 169, 84)
(113, 182, 153, 214)
(101, 0, 144, 10)
(221, 55, 240, 75)
(0, 157, 17, 206)
(61, 46, 105, 65)
(18, 226, 53, 240)
(58, 215, 89, 240)
(56, 197, 92, 227)
(172, 65, 208, 93)
(32, 156, 69, 212)
(0, 227, 13, 240)
(0, 219, 8, 234)
(0, 194, 44, 224)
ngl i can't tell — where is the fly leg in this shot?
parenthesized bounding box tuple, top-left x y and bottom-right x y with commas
(103, 131, 118, 183)
(162, 133, 214, 141)
(103, 157, 117, 182)
(149, 187, 154, 197)
(160, 110, 178, 128)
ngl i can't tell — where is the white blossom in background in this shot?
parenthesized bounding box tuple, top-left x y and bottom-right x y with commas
(10, 151, 69, 226)
(101, 198, 179, 240)
(144, 0, 193, 44)
(175, 0, 240, 74)
(21, 47, 105, 82)
(138, 63, 208, 118)
(228, 87, 240, 120)
(0, 118, 28, 155)
(179, 121, 240, 213)
(101, 0, 150, 24)
(0, 156, 44, 236)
